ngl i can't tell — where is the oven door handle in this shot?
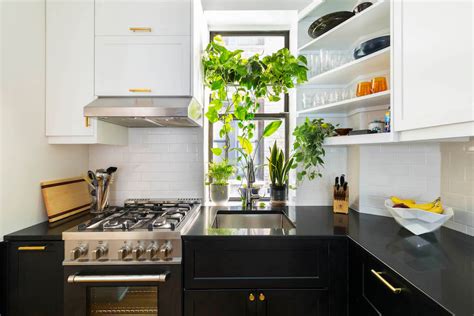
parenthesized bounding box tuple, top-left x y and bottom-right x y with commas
(67, 272, 170, 284)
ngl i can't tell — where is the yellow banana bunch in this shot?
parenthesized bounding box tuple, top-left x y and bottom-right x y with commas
(390, 196, 443, 214)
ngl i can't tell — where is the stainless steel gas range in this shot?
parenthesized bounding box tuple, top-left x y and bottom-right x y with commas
(62, 198, 201, 316)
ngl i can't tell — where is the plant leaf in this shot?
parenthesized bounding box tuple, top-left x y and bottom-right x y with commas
(210, 147, 222, 156)
(263, 120, 282, 138)
(238, 136, 253, 155)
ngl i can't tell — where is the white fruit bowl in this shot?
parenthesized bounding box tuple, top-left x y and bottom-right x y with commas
(384, 200, 454, 235)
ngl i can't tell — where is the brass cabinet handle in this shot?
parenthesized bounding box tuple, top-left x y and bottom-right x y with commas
(371, 269, 402, 294)
(129, 88, 152, 93)
(129, 27, 152, 32)
(249, 293, 255, 302)
(85, 117, 91, 127)
(258, 293, 265, 301)
(18, 246, 47, 251)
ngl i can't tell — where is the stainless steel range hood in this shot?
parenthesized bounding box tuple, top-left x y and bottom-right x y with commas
(84, 97, 203, 128)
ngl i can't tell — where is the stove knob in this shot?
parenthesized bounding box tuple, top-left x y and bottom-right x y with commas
(70, 245, 88, 261)
(132, 244, 145, 261)
(92, 244, 108, 260)
(146, 242, 159, 260)
(158, 241, 173, 260)
(118, 245, 131, 260)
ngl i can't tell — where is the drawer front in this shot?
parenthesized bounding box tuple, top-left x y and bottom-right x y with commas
(95, 36, 191, 96)
(184, 239, 329, 289)
(95, 0, 191, 36)
(363, 255, 411, 316)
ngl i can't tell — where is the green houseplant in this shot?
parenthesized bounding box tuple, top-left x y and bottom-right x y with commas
(206, 160, 235, 205)
(202, 35, 308, 207)
(267, 141, 296, 205)
(293, 118, 336, 183)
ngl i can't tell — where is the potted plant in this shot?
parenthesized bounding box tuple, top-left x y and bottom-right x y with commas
(202, 35, 308, 208)
(267, 141, 295, 206)
(293, 118, 336, 183)
(206, 160, 235, 205)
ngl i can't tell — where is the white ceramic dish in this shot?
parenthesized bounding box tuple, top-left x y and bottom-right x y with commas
(384, 199, 454, 235)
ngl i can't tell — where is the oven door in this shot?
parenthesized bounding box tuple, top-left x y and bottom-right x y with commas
(64, 264, 181, 316)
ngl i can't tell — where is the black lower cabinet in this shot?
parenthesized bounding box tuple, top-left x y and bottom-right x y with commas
(7, 241, 64, 316)
(348, 240, 452, 316)
(184, 289, 329, 316)
(0, 242, 7, 316)
(183, 238, 346, 316)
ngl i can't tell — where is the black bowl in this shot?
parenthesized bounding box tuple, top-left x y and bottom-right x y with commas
(308, 11, 355, 39)
(353, 2, 373, 13)
(353, 35, 390, 59)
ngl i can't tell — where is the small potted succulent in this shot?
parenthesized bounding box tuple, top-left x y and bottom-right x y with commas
(267, 141, 295, 206)
(207, 160, 235, 205)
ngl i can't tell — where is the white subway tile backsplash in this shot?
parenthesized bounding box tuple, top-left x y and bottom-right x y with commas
(89, 128, 204, 205)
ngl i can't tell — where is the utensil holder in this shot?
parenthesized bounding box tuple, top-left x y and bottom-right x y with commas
(333, 185, 349, 214)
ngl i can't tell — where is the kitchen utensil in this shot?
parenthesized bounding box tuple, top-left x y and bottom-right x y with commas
(340, 174, 345, 186)
(371, 77, 388, 93)
(368, 120, 385, 133)
(88, 170, 98, 186)
(354, 35, 390, 59)
(335, 128, 353, 136)
(384, 200, 453, 235)
(308, 11, 355, 39)
(41, 176, 91, 222)
(353, 1, 373, 13)
(356, 81, 372, 97)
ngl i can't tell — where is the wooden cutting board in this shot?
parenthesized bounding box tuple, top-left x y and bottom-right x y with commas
(41, 176, 91, 223)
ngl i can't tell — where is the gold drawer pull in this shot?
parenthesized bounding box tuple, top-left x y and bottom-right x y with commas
(129, 88, 152, 93)
(85, 117, 91, 127)
(371, 269, 402, 294)
(129, 27, 152, 32)
(18, 246, 47, 251)
(248, 293, 255, 302)
(258, 293, 265, 301)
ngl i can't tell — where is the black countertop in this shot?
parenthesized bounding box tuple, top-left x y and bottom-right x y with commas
(185, 205, 474, 316)
(3, 206, 473, 315)
(3, 213, 93, 241)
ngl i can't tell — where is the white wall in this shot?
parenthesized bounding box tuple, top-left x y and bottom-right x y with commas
(0, 0, 89, 239)
(441, 138, 474, 236)
(89, 128, 204, 205)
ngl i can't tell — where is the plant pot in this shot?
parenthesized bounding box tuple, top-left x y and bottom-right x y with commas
(210, 184, 229, 205)
(270, 185, 288, 206)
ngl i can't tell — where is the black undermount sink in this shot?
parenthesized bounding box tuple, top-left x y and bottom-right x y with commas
(212, 210, 296, 230)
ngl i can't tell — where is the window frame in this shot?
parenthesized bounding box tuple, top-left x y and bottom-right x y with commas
(208, 31, 291, 201)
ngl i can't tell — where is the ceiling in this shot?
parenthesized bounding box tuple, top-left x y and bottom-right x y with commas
(201, 0, 314, 11)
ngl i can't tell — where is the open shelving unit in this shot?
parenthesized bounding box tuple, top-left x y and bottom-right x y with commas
(297, 90, 390, 115)
(296, 0, 392, 146)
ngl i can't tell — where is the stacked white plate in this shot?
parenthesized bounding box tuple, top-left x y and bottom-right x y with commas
(384, 200, 454, 235)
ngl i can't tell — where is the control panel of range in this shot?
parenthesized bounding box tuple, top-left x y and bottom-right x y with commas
(64, 239, 181, 264)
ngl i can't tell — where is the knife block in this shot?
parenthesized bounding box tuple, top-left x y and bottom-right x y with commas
(333, 185, 349, 214)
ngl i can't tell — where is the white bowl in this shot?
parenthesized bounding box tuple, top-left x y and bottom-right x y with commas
(384, 200, 454, 235)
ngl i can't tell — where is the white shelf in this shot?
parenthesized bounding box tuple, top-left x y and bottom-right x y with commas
(298, 1, 390, 52)
(298, 90, 391, 115)
(324, 132, 394, 146)
(304, 47, 390, 85)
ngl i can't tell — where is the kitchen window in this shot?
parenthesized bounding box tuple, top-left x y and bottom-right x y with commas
(208, 31, 290, 200)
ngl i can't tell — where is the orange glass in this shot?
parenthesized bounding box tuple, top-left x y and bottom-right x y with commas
(371, 77, 388, 93)
(356, 82, 372, 97)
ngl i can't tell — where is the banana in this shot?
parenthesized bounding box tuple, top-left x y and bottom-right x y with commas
(405, 201, 436, 210)
(425, 199, 443, 214)
(390, 196, 417, 205)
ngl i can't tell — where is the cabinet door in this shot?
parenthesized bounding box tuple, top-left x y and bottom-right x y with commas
(184, 290, 257, 316)
(393, 0, 473, 131)
(46, 0, 95, 137)
(95, 0, 191, 36)
(258, 289, 329, 316)
(95, 36, 191, 96)
(8, 241, 64, 316)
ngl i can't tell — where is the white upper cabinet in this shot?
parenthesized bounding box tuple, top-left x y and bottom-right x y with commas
(46, 0, 127, 144)
(95, 0, 191, 36)
(393, 0, 474, 139)
(95, 36, 191, 96)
